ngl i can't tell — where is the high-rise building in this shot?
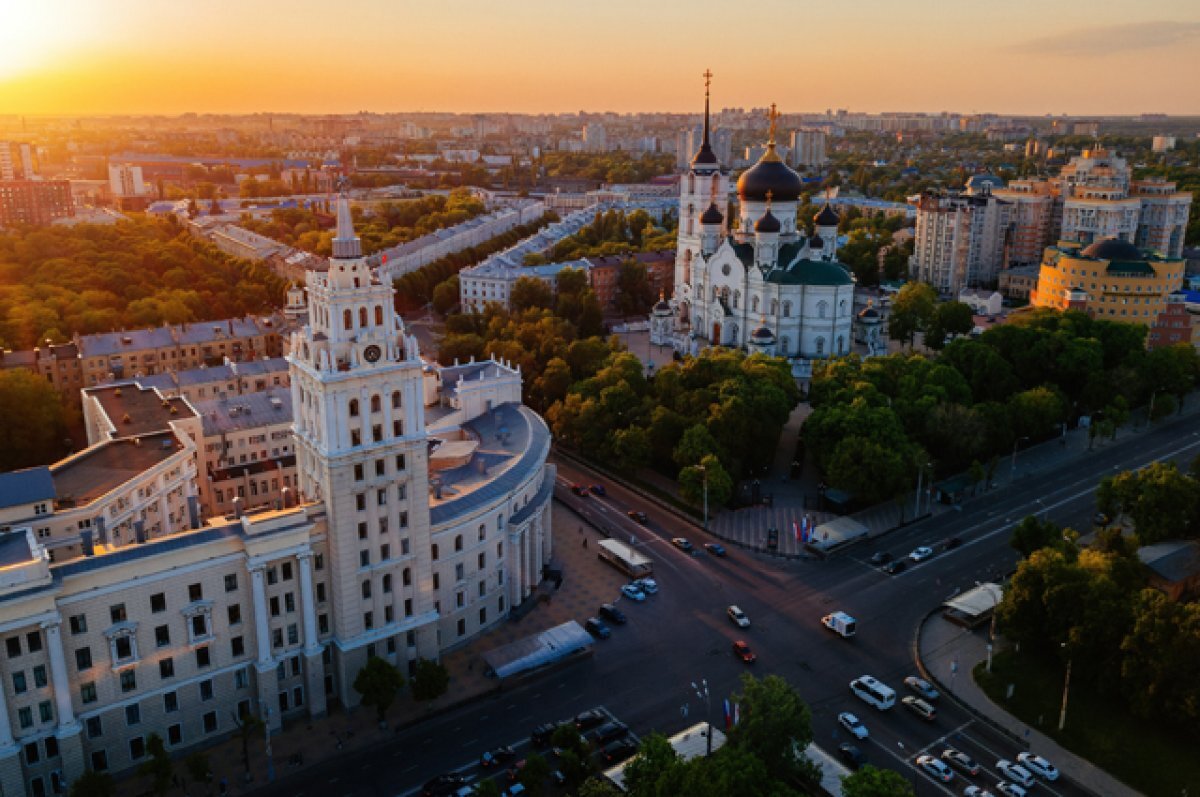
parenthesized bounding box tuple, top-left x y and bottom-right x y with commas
(108, 164, 147, 198)
(582, 123, 607, 152)
(0, 142, 35, 181)
(0, 180, 74, 227)
(910, 176, 1011, 295)
(992, 178, 1056, 267)
(789, 129, 827, 169)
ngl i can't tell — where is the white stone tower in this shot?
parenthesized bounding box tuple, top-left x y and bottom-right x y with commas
(676, 70, 730, 301)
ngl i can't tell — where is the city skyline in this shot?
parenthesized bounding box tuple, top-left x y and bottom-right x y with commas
(2, 0, 1199, 117)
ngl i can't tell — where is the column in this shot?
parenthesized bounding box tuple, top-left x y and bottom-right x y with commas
(43, 620, 84, 784)
(158, 495, 170, 534)
(295, 552, 327, 718)
(250, 566, 272, 667)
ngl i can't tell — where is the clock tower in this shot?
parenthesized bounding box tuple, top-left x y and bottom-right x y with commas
(288, 192, 439, 705)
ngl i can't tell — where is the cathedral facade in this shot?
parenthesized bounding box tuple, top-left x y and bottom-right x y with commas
(651, 81, 856, 360)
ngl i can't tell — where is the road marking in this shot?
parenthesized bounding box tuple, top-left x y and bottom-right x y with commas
(463, 738, 478, 747)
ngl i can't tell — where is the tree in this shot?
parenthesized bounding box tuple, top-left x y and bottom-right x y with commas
(1008, 386, 1066, 441)
(673, 424, 720, 469)
(69, 771, 116, 797)
(411, 657, 450, 703)
(612, 426, 651, 471)
(841, 766, 917, 797)
(138, 733, 173, 796)
(0, 368, 71, 470)
(471, 780, 503, 797)
(624, 733, 681, 797)
(825, 436, 913, 505)
(615, 259, 655, 316)
(887, 282, 936, 347)
(1103, 461, 1200, 544)
(353, 655, 406, 723)
(679, 455, 733, 511)
(924, 301, 975, 350)
(233, 708, 264, 783)
(518, 752, 552, 795)
(577, 778, 623, 797)
(728, 673, 817, 786)
(431, 277, 459, 315)
(510, 276, 554, 312)
(1009, 516, 1061, 557)
(550, 725, 594, 790)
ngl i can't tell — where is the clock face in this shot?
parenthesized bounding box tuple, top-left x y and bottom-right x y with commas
(363, 345, 382, 363)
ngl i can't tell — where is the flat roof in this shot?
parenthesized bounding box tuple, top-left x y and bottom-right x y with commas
(194, 391, 292, 436)
(0, 532, 34, 568)
(51, 432, 182, 508)
(86, 383, 195, 438)
(0, 467, 55, 510)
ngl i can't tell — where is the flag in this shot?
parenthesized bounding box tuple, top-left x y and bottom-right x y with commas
(723, 699, 732, 729)
(792, 520, 800, 542)
(733, 701, 741, 727)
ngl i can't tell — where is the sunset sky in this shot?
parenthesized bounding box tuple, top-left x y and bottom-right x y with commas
(2, 0, 1198, 116)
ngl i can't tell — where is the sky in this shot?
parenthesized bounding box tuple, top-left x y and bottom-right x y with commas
(1, 0, 1198, 117)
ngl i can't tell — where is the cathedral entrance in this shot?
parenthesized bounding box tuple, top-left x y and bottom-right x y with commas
(712, 322, 722, 345)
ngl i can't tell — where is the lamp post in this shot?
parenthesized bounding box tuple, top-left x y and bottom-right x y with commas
(691, 679, 713, 756)
(1009, 436, 1030, 483)
(697, 464, 709, 531)
(1058, 643, 1073, 732)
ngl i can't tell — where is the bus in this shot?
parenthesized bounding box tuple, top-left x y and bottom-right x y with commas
(596, 539, 653, 579)
(849, 675, 896, 710)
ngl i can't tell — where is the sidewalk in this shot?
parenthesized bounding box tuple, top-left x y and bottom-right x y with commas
(119, 502, 628, 796)
(918, 615, 1141, 797)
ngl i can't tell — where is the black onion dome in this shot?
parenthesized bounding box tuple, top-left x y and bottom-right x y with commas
(814, 203, 840, 226)
(1081, 238, 1144, 261)
(737, 153, 803, 202)
(754, 209, 781, 233)
(809, 234, 825, 249)
(751, 323, 775, 340)
(700, 203, 724, 224)
(653, 296, 671, 313)
(692, 143, 719, 166)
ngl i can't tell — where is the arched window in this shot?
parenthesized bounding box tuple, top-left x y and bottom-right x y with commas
(817, 300, 828, 319)
(478, 524, 486, 541)
(375, 305, 383, 326)
(733, 290, 741, 310)
(359, 307, 368, 328)
(392, 391, 402, 409)
(348, 399, 359, 417)
(771, 299, 779, 316)
(686, 204, 694, 236)
(752, 296, 759, 313)
(839, 300, 848, 316)
(431, 544, 439, 561)
(836, 335, 846, 354)
(343, 309, 352, 331)
(454, 535, 463, 552)
(815, 337, 825, 356)
(783, 301, 792, 318)
(682, 250, 692, 285)
(370, 395, 381, 413)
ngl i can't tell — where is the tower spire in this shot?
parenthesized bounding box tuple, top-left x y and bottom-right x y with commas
(331, 176, 362, 259)
(690, 69, 719, 167)
(762, 103, 782, 163)
(702, 68, 713, 148)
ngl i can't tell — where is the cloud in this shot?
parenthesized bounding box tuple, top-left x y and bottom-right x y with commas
(1008, 20, 1200, 56)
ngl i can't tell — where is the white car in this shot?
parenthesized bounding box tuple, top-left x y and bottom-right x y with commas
(964, 788, 995, 797)
(995, 782, 1027, 797)
(837, 711, 868, 740)
(1017, 752, 1059, 781)
(727, 605, 750, 628)
(620, 584, 646, 602)
(635, 577, 658, 594)
(908, 545, 934, 562)
(996, 760, 1035, 788)
(915, 755, 954, 783)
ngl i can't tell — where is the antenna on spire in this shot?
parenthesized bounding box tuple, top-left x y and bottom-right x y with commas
(767, 103, 779, 147)
(702, 68, 713, 147)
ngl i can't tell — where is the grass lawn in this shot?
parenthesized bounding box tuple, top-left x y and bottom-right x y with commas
(975, 649, 1200, 796)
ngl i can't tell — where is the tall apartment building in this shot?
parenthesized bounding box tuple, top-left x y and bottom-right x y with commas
(0, 181, 74, 227)
(789, 129, 827, 169)
(0, 143, 34, 181)
(107, 164, 147, 199)
(910, 176, 1011, 295)
(582, 123, 607, 153)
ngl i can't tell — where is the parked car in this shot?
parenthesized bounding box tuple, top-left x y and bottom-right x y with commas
(868, 551, 893, 566)
(599, 603, 627, 625)
(883, 560, 906, 575)
(996, 760, 1035, 788)
(704, 542, 727, 557)
(620, 583, 646, 602)
(504, 785, 527, 797)
(480, 746, 517, 768)
(570, 484, 588, 497)
(941, 747, 980, 776)
(732, 640, 756, 663)
(671, 537, 694, 553)
(584, 618, 611, 639)
(422, 773, 470, 796)
(964, 787, 995, 797)
(727, 605, 750, 628)
(602, 737, 638, 763)
(531, 722, 558, 746)
(635, 577, 658, 594)
(837, 711, 868, 740)
(592, 721, 628, 745)
(901, 696, 936, 721)
(908, 546, 934, 563)
(838, 743, 867, 769)
(915, 755, 954, 783)
(574, 709, 606, 730)
(589, 484, 606, 497)
(627, 510, 649, 524)
(995, 782, 1027, 797)
(904, 675, 939, 701)
(1016, 752, 1059, 781)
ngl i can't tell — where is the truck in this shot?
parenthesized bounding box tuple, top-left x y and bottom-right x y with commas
(821, 611, 857, 638)
(596, 539, 653, 579)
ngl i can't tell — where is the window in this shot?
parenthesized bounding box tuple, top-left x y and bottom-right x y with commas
(455, 563, 465, 581)
(228, 604, 242, 626)
(432, 573, 440, 590)
(393, 420, 402, 437)
(167, 724, 182, 746)
(272, 629, 283, 648)
(370, 394, 381, 413)
(86, 717, 103, 739)
(150, 593, 166, 613)
(348, 398, 359, 417)
(267, 567, 278, 585)
(225, 574, 238, 593)
(80, 683, 97, 704)
(457, 619, 466, 637)
(196, 647, 211, 668)
(159, 658, 174, 679)
(24, 742, 38, 765)
(316, 583, 326, 603)
(385, 606, 394, 623)
(377, 489, 387, 506)
(402, 568, 411, 587)
(454, 535, 463, 552)
(480, 607, 487, 625)
(401, 537, 410, 556)
(155, 625, 170, 648)
(287, 625, 299, 645)
(478, 524, 486, 541)
(354, 463, 364, 482)
(395, 454, 406, 471)
(125, 704, 140, 726)
(361, 581, 372, 599)
(431, 544, 439, 561)
(199, 679, 214, 701)
(382, 574, 392, 593)
(5, 638, 20, 658)
(90, 751, 108, 772)
(129, 737, 145, 761)
(319, 614, 329, 634)
(399, 511, 408, 528)
(17, 707, 32, 729)
(358, 522, 368, 540)
(314, 554, 323, 571)
(32, 665, 46, 688)
(188, 583, 203, 602)
(404, 599, 413, 617)
(189, 613, 211, 642)
(12, 671, 25, 694)
(114, 636, 135, 662)
(75, 648, 92, 672)
(281, 562, 292, 581)
(284, 593, 295, 613)
(235, 668, 250, 689)
(392, 391, 401, 409)
(163, 692, 178, 713)
(478, 552, 486, 569)
(351, 429, 362, 446)
(364, 612, 374, 630)
(372, 425, 382, 443)
(270, 596, 281, 617)
(110, 604, 127, 624)
(26, 631, 41, 653)
(231, 636, 244, 657)
(69, 615, 87, 635)
(479, 580, 486, 597)
(120, 670, 137, 693)
(456, 591, 465, 608)
(355, 493, 366, 511)
(203, 712, 218, 734)
(360, 550, 370, 567)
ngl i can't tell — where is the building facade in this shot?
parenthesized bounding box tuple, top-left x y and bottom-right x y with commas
(910, 176, 1011, 295)
(0, 181, 74, 228)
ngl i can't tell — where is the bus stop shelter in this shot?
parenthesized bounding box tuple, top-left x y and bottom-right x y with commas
(481, 620, 592, 680)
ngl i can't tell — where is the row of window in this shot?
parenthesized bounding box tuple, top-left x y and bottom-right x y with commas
(353, 454, 407, 482)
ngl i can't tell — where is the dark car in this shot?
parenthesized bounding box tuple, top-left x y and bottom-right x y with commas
(838, 743, 867, 769)
(480, 746, 516, 768)
(570, 484, 588, 497)
(603, 737, 638, 763)
(883, 560, 906, 575)
(421, 773, 469, 796)
(868, 551, 893, 566)
(531, 722, 558, 746)
(704, 542, 727, 557)
(592, 721, 628, 745)
(944, 536, 962, 550)
(627, 510, 649, 524)
(599, 603, 627, 625)
(575, 708, 607, 730)
(589, 484, 607, 497)
(584, 618, 611, 639)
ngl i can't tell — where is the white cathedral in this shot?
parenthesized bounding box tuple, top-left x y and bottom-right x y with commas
(650, 80, 857, 359)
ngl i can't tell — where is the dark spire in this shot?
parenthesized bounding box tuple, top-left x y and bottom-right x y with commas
(691, 69, 719, 167)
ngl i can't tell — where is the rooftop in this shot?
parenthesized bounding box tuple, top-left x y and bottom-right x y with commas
(0, 533, 34, 568)
(194, 391, 292, 436)
(0, 468, 55, 511)
(51, 432, 183, 509)
(86, 383, 196, 439)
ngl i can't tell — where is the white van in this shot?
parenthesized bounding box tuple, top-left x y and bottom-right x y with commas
(850, 675, 896, 710)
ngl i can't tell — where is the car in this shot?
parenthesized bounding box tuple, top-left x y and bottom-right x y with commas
(635, 577, 658, 594)
(592, 720, 628, 745)
(480, 746, 517, 768)
(704, 542, 727, 556)
(964, 788, 995, 797)
(883, 560, 906, 575)
(995, 760, 1035, 788)
(620, 583, 646, 602)
(903, 675, 939, 701)
(944, 536, 963, 549)
(868, 551, 893, 566)
(727, 605, 750, 628)
(995, 782, 1028, 797)
(941, 748, 980, 776)
(531, 722, 558, 746)
(1016, 752, 1058, 781)
(627, 510, 649, 524)
(602, 737, 638, 763)
(837, 743, 867, 769)
(589, 484, 607, 496)
(504, 785, 527, 797)
(574, 708, 606, 730)
(584, 617, 611, 639)
(915, 755, 954, 784)
(671, 537, 694, 553)
(908, 545, 934, 562)
(732, 640, 756, 663)
(570, 484, 588, 497)
(421, 773, 470, 796)
(901, 696, 936, 721)
(837, 711, 868, 740)
(598, 603, 627, 625)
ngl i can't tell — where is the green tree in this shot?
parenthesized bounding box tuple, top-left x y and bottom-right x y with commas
(612, 426, 651, 470)
(518, 752, 552, 795)
(233, 708, 264, 783)
(673, 424, 720, 469)
(1103, 461, 1200, 544)
(510, 276, 554, 312)
(615, 259, 655, 316)
(471, 780, 503, 797)
(679, 454, 733, 511)
(69, 770, 116, 797)
(1010, 515, 1061, 557)
(577, 778, 624, 797)
(841, 765, 917, 797)
(353, 655, 406, 724)
(411, 657, 450, 703)
(825, 436, 913, 505)
(0, 369, 71, 470)
(624, 733, 681, 797)
(431, 277, 460, 315)
(728, 673, 817, 786)
(887, 282, 936, 347)
(1120, 589, 1200, 723)
(1009, 386, 1066, 441)
(924, 300, 975, 350)
(138, 733, 173, 796)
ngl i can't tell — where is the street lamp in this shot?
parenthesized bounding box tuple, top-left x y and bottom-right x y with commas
(691, 679, 713, 756)
(1009, 436, 1030, 483)
(697, 464, 709, 531)
(1058, 642, 1073, 732)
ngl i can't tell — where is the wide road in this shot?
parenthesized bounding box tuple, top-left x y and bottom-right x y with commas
(258, 412, 1200, 797)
